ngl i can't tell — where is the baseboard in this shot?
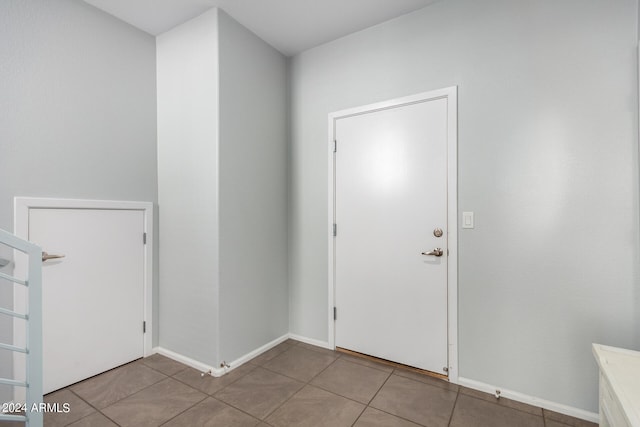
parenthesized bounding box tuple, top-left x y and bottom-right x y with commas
(152, 333, 291, 378)
(151, 347, 223, 377)
(154, 343, 597, 424)
(226, 334, 290, 369)
(457, 377, 598, 423)
(152, 333, 331, 379)
(288, 333, 332, 350)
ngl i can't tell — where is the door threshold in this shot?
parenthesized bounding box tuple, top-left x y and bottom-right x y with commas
(336, 347, 448, 381)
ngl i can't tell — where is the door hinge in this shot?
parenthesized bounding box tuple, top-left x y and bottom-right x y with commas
(333, 224, 337, 237)
(143, 232, 147, 245)
(333, 140, 337, 153)
(333, 307, 337, 320)
(143, 321, 146, 333)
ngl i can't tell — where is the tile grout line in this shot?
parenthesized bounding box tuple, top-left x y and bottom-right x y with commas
(212, 339, 347, 422)
(169, 362, 257, 397)
(257, 344, 403, 423)
(362, 369, 443, 426)
(68, 353, 333, 426)
(69, 359, 193, 426)
(91, 370, 169, 411)
(155, 394, 208, 427)
(256, 351, 342, 422)
(191, 363, 278, 425)
(258, 354, 390, 424)
(363, 365, 394, 406)
(160, 359, 266, 425)
(214, 378, 303, 423)
(295, 354, 372, 425)
(97, 372, 203, 427)
(207, 370, 294, 422)
(356, 372, 393, 427)
(47, 359, 160, 426)
(179, 368, 271, 424)
(257, 345, 451, 426)
(67, 359, 171, 413)
(364, 405, 431, 427)
(138, 357, 190, 377)
(56, 345, 591, 427)
(250, 342, 296, 365)
(209, 395, 265, 426)
(208, 363, 302, 423)
(446, 388, 460, 427)
(258, 344, 338, 384)
(107, 357, 203, 426)
(337, 352, 397, 375)
(349, 407, 367, 427)
(367, 370, 460, 427)
(338, 349, 446, 378)
(64, 388, 122, 427)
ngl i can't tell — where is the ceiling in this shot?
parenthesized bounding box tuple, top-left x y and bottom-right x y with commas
(82, 0, 438, 56)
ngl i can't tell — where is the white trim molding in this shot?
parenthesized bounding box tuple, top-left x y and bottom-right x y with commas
(153, 347, 222, 377)
(288, 334, 332, 350)
(226, 334, 291, 368)
(327, 87, 459, 382)
(153, 333, 291, 378)
(458, 377, 599, 423)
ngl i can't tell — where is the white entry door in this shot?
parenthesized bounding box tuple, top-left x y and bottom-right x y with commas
(334, 93, 451, 375)
(28, 208, 145, 393)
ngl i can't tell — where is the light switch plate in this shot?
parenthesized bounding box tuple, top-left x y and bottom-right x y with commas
(462, 211, 474, 229)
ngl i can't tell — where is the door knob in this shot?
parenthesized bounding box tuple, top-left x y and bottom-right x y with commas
(42, 252, 65, 262)
(421, 248, 443, 257)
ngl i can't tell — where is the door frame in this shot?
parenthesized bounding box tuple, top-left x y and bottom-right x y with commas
(327, 87, 458, 382)
(13, 197, 154, 392)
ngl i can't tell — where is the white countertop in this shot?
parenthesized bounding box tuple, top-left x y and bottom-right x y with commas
(593, 344, 640, 427)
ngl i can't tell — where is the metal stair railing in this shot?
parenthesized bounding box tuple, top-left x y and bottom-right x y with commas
(0, 228, 43, 427)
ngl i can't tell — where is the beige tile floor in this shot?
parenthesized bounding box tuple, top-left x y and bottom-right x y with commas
(4, 340, 597, 427)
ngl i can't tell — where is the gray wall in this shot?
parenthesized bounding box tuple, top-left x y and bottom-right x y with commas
(218, 11, 289, 362)
(0, 0, 157, 402)
(288, 0, 639, 413)
(156, 9, 220, 367)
